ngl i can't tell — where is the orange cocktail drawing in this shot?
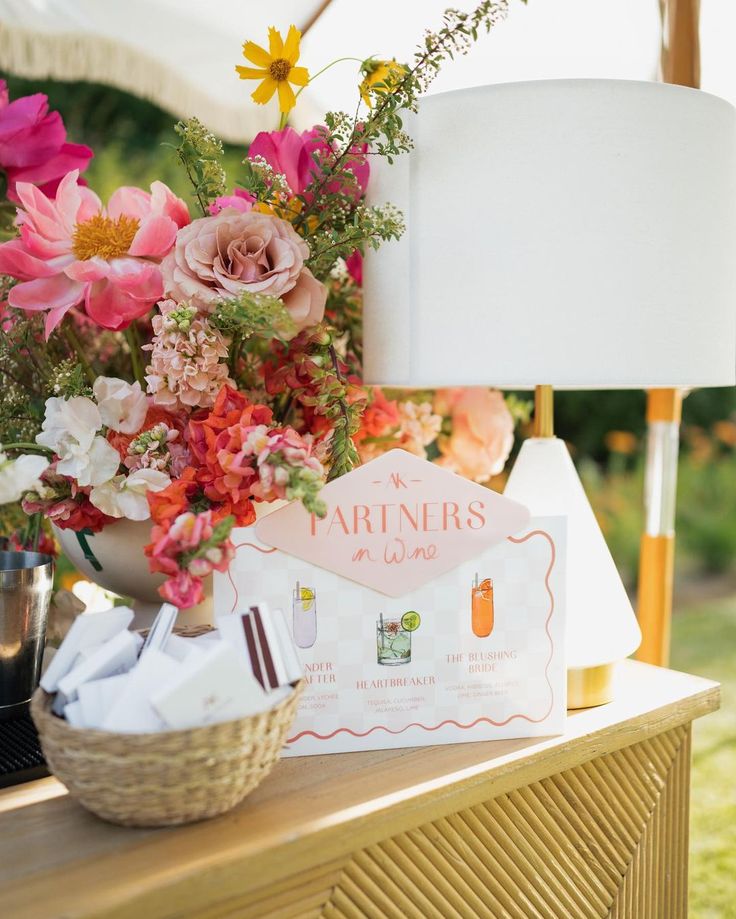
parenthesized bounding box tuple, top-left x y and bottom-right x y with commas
(471, 574, 494, 638)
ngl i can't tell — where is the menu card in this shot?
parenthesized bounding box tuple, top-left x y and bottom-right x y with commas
(215, 450, 566, 755)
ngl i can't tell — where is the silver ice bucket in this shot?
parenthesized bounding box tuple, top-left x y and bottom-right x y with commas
(0, 551, 54, 720)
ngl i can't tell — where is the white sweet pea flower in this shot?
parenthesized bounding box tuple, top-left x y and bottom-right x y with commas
(74, 436, 122, 487)
(90, 468, 171, 521)
(37, 396, 99, 453)
(36, 396, 120, 487)
(93, 377, 148, 435)
(0, 451, 49, 505)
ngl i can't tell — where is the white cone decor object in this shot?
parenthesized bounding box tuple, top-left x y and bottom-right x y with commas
(504, 438, 641, 670)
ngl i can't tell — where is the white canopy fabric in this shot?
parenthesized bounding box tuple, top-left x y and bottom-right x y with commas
(0, 0, 730, 142)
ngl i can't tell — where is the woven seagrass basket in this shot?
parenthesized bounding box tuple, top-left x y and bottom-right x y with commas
(31, 625, 303, 827)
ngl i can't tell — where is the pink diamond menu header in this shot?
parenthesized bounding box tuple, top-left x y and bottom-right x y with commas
(256, 450, 531, 597)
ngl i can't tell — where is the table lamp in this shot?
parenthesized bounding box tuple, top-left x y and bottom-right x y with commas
(363, 79, 736, 707)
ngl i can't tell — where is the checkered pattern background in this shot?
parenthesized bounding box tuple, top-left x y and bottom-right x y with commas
(214, 516, 566, 755)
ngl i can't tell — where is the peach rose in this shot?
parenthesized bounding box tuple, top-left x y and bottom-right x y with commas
(161, 209, 326, 331)
(434, 388, 514, 483)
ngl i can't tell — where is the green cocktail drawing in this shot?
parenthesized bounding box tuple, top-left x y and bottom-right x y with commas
(376, 617, 411, 666)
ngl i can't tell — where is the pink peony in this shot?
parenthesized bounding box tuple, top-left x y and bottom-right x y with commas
(161, 209, 326, 331)
(0, 80, 92, 203)
(0, 171, 189, 336)
(434, 388, 514, 483)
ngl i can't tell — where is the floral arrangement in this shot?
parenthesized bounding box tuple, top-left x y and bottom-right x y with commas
(0, 2, 527, 608)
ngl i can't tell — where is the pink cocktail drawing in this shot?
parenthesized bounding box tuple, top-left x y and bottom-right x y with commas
(292, 580, 317, 649)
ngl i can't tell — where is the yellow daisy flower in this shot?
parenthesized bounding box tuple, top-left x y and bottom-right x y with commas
(236, 25, 309, 114)
(359, 59, 407, 107)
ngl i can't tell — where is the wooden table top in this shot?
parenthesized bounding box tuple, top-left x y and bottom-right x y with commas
(0, 660, 718, 919)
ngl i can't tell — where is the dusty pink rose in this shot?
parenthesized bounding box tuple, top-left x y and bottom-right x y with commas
(161, 209, 326, 331)
(0, 171, 190, 336)
(0, 80, 92, 202)
(434, 388, 514, 483)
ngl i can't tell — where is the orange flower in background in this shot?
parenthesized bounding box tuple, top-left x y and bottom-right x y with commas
(713, 420, 736, 447)
(353, 388, 400, 444)
(236, 26, 309, 114)
(604, 430, 638, 455)
(684, 426, 715, 466)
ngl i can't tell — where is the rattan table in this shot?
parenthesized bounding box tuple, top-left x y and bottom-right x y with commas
(0, 660, 718, 918)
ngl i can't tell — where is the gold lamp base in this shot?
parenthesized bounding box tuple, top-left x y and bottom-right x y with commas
(567, 663, 616, 709)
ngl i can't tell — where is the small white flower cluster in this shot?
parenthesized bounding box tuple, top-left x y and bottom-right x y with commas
(248, 156, 293, 198)
(32, 377, 170, 521)
(397, 400, 442, 458)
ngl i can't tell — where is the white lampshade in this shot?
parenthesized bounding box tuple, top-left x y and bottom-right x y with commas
(364, 80, 736, 389)
(362, 80, 736, 679)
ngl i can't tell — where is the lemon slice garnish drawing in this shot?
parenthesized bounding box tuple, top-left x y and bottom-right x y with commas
(401, 611, 421, 632)
(300, 587, 315, 612)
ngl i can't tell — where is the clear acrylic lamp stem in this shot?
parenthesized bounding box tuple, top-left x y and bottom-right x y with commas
(643, 421, 679, 537)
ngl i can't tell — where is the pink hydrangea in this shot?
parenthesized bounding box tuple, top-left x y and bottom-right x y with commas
(0, 80, 92, 202)
(144, 300, 231, 410)
(0, 171, 189, 336)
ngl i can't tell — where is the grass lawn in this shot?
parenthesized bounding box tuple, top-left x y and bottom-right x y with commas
(671, 596, 736, 919)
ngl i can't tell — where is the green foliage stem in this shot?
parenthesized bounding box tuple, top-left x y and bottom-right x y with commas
(173, 117, 227, 215)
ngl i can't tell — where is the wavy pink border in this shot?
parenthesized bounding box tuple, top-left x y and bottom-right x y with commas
(287, 529, 557, 744)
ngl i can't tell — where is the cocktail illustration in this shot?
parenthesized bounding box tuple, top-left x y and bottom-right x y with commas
(471, 573, 494, 638)
(376, 613, 414, 666)
(292, 581, 317, 648)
